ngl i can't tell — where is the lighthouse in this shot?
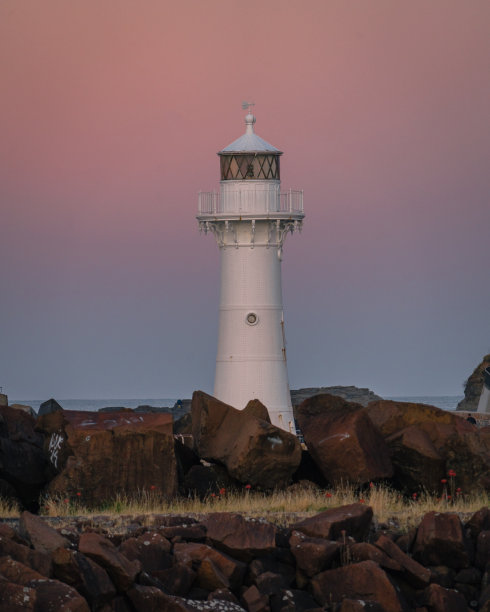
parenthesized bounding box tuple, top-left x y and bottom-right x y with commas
(197, 106, 304, 431)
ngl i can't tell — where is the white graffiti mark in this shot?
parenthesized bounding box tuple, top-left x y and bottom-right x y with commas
(48, 433, 64, 468)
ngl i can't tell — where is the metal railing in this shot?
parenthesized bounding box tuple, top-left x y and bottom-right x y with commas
(198, 189, 303, 216)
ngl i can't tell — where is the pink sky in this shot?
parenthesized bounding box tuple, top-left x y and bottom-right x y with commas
(1, 0, 489, 399)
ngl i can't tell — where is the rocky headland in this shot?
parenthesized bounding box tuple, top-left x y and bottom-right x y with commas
(458, 354, 490, 412)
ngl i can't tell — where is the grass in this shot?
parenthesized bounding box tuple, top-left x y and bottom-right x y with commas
(22, 483, 489, 533)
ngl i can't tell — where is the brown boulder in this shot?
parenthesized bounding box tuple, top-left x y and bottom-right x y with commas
(191, 391, 301, 489)
(119, 532, 172, 575)
(350, 542, 402, 572)
(367, 400, 490, 493)
(26, 579, 90, 611)
(311, 560, 403, 611)
(412, 511, 471, 569)
(127, 584, 172, 611)
(0, 579, 37, 610)
(173, 542, 246, 591)
(375, 533, 431, 588)
(0, 405, 51, 510)
(79, 532, 141, 592)
(289, 530, 339, 577)
(202, 513, 276, 561)
(291, 503, 373, 541)
(19, 511, 70, 554)
(475, 531, 490, 570)
(296, 394, 393, 485)
(36, 409, 177, 503)
(0, 534, 52, 576)
(420, 583, 470, 612)
(241, 585, 269, 612)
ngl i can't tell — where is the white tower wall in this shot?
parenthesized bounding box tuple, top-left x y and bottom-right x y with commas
(197, 111, 304, 432)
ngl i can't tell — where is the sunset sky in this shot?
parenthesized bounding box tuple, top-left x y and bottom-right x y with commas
(1, 0, 489, 400)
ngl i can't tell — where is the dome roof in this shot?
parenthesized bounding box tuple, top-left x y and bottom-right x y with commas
(219, 113, 282, 155)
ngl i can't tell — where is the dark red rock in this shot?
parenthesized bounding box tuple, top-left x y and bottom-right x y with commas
(0, 536, 52, 576)
(19, 511, 70, 554)
(127, 584, 171, 611)
(79, 532, 141, 592)
(296, 394, 393, 485)
(466, 507, 490, 538)
(375, 533, 431, 588)
(367, 400, 490, 493)
(207, 588, 240, 604)
(476, 530, 490, 570)
(350, 542, 402, 571)
(202, 513, 276, 561)
(152, 563, 196, 596)
(36, 409, 177, 504)
(26, 579, 90, 611)
(0, 405, 51, 510)
(412, 511, 471, 569)
(291, 503, 373, 541)
(191, 391, 301, 489)
(311, 560, 403, 611)
(289, 530, 339, 577)
(196, 556, 230, 590)
(0, 578, 37, 610)
(159, 523, 207, 541)
(52, 547, 116, 608)
(119, 532, 172, 574)
(241, 584, 270, 612)
(0, 556, 46, 585)
(247, 557, 295, 588)
(420, 583, 470, 612)
(173, 542, 246, 591)
(269, 588, 320, 612)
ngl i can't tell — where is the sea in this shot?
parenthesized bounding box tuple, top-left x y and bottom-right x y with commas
(10, 395, 464, 414)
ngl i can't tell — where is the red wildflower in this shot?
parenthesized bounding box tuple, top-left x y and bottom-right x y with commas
(441, 479, 447, 484)
(412, 493, 417, 499)
(64, 498, 69, 504)
(447, 495, 452, 500)
(219, 488, 226, 496)
(245, 484, 251, 490)
(359, 498, 365, 504)
(369, 482, 374, 488)
(211, 493, 216, 498)
(150, 485, 156, 490)
(325, 492, 332, 498)
(76, 492, 81, 497)
(456, 487, 462, 492)
(448, 469, 456, 477)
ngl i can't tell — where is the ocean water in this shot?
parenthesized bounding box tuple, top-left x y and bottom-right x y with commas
(11, 395, 464, 413)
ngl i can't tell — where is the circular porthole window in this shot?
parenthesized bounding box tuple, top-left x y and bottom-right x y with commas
(246, 312, 258, 326)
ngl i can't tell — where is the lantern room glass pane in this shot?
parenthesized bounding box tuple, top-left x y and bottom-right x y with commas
(220, 154, 280, 180)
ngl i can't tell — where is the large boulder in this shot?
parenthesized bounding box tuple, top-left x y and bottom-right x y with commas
(458, 354, 490, 412)
(0, 405, 51, 510)
(296, 394, 393, 485)
(412, 511, 471, 569)
(291, 385, 382, 408)
(36, 409, 177, 504)
(191, 391, 301, 489)
(367, 400, 490, 493)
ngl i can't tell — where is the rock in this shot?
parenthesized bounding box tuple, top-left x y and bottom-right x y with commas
(375, 533, 431, 588)
(0, 405, 51, 510)
(19, 511, 70, 554)
(241, 585, 269, 612)
(38, 398, 63, 416)
(202, 512, 276, 561)
(79, 532, 141, 592)
(289, 530, 339, 577)
(466, 506, 490, 538)
(338, 600, 386, 612)
(52, 547, 116, 609)
(127, 584, 171, 611)
(420, 583, 470, 612)
(119, 532, 172, 574)
(0, 579, 37, 610)
(247, 557, 295, 588)
(151, 563, 196, 596)
(0, 556, 46, 584)
(159, 523, 207, 542)
(458, 354, 490, 412)
(0, 533, 52, 576)
(367, 400, 490, 493)
(295, 394, 393, 485)
(191, 391, 301, 489)
(10, 404, 36, 418)
(350, 542, 402, 572)
(291, 386, 382, 408)
(26, 579, 90, 611)
(291, 503, 373, 541)
(173, 542, 246, 591)
(412, 511, 471, 569)
(475, 531, 490, 570)
(311, 560, 403, 611)
(242, 399, 271, 423)
(36, 408, 177, 504)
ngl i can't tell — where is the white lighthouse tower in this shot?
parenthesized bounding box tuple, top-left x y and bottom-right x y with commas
(197, 105, 304, 431)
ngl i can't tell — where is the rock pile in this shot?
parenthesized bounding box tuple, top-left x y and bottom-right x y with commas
(1, 505, 489, 611)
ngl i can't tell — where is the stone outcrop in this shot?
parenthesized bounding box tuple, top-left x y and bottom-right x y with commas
(458, 354, 490, 412)
(191, 391, 301, 489)
(36, 409, 177, 503)
(0, 405, 51, 510)
(0, 507, 489, 610)
(367, 399, 490, 493)
(296, 394, 393, 485)
(291, 385, 382, 408)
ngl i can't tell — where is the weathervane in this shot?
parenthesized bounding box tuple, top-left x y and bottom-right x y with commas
(241, 101, 255, 112)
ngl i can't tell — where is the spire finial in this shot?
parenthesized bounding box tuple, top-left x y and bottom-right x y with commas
(242, 101, 256, 135)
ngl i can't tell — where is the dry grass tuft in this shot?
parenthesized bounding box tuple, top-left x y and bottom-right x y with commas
(0, 496, 20, 518)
